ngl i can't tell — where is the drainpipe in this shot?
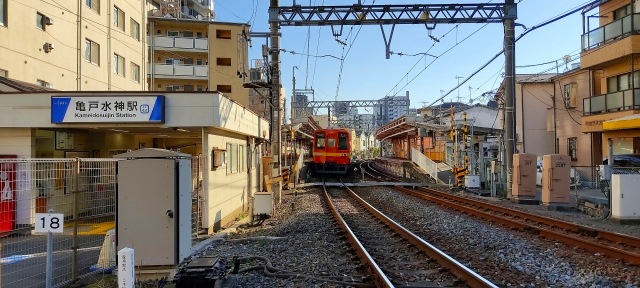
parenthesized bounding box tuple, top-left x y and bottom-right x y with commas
(141, 0, 146, 91)
(77, 0, 82, 91)
(107, 0, 112, 90)
(150, 20, 155, 91)
(520, 83, 525, 153)
(553, 81, 558, 153)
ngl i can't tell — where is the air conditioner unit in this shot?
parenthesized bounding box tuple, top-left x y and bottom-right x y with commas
(249, 68, 263, 82)
(43, 43, 55, 53)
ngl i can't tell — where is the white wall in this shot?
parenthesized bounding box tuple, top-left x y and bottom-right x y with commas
(0, 128, 36, 157)
(203, 132, 258, 232)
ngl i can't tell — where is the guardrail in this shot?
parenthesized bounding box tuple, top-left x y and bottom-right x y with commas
(410, 148, 442, 184)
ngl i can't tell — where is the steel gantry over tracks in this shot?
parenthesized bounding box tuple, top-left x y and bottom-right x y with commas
(268, 0, 519, 198)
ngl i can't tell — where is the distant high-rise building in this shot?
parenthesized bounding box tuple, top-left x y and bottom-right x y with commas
(374, 93, 411, 126)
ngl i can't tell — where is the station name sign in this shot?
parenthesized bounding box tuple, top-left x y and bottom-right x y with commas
(51, 96, 165, 123)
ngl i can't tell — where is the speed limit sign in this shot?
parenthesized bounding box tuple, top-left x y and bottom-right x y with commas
(34, 213, 64, 233)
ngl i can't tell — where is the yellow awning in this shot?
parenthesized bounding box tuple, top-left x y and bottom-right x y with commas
(603, 114, 640, 131)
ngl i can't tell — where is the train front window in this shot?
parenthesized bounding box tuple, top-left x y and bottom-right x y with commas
(328, 138, 336, 147)
(316, 133, 325, 149)
(338, 133, 348, 150)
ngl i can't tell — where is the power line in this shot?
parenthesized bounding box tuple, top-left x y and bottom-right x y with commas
(425, 0, 601, 108)
(388, 23, 490, 97)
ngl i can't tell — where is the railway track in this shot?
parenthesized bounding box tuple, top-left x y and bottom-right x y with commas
(360, 161, 401, 182)
(323, 179, 496, 288)
(393, 185, 640, 265)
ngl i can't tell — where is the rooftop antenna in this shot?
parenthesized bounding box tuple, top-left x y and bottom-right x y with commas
(563, 55, 572, 72)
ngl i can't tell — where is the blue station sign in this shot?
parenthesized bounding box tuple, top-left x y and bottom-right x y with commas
(51, 96, 165, 123)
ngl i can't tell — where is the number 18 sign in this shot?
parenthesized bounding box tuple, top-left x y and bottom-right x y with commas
(34, 213, 64, 233)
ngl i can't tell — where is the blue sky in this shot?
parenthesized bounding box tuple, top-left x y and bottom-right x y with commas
(214, 0, 588, 113)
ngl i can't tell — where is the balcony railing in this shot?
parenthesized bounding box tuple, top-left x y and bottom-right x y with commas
(149, 64, 208, 78)
(152, 36, 208, 50)
(582, 13, 640, 51)
(583, 88, 640, 115)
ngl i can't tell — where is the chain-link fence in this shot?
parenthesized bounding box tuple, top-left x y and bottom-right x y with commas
(0, 158, 117, 288)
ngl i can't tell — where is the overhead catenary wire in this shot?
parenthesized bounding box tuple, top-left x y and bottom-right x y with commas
(424, 0, 602, 109)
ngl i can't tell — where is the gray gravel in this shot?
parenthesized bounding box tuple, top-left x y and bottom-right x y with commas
(191, 186, 639, 287)
(198, 191, 369, 288)
(357, 186, 640, 287)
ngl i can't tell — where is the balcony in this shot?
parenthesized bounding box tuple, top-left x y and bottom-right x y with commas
(152, 36, 208, 51)
(582, 14, 640, 51)
(583, 88, 640, 115)
(148, 64, 208, 79)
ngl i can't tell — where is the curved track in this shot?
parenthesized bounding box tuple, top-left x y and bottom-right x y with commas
(322, 179, 496, 288)
(393, 185, 640, 265)
(360, 161, 402, 182)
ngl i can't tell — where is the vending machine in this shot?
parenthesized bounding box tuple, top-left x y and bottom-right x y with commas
(0, 155, 17, 234)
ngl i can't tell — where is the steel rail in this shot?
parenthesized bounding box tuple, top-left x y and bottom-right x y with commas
(322, 180, 394, 288)
(339, 180, 497, 288)
(394, 186, 640, 265)
(417, 186, 640, 250)
(365, 161, 403, 182)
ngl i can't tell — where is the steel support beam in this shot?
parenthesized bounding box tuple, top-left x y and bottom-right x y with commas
(270, 3, 515, 26)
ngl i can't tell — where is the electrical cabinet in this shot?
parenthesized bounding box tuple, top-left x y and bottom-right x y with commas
(512, 153, 537, 198)
(611, 174, 640, 221)
(541, 154, 570, 205)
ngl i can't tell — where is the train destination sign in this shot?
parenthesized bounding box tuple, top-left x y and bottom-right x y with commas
(51, 96, 165, 123)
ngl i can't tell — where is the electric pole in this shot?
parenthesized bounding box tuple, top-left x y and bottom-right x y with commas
(269, 0, 282, 203)
(504, 0, 516, 199)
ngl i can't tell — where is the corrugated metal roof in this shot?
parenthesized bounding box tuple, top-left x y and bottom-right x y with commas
(0, 77, 58, 92)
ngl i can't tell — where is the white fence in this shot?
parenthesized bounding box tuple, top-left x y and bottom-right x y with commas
(410, 148, 443, 184)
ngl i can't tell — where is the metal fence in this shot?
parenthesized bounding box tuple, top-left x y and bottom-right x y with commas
(0, 158, 117, 288)
(191, 155, 205, 241)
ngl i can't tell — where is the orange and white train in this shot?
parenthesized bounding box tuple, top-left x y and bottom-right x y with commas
(312, 128, 351, 175)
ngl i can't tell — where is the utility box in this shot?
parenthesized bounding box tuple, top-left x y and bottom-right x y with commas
(115, 148, 192, 266)
(512, 153, 537, 199)
(611, 174, 640, 223)
(253, 192, 273, 217)
(541, 154, 570, 205)
(464, 175, 480, 190)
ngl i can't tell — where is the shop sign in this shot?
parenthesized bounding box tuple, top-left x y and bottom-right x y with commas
(51, 96, 164, 123)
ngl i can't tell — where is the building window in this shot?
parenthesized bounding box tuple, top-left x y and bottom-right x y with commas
(239, 145, 245, 172)
(114, 6, 124, 31)
(216, 29, 231, 39)
(217, 85, 231, 93)
(165, 58, 180, 65)
(166, 85, 181, 91)
(36, 12, 46, 30)
(167, 31, 179, 37)
(0, 68, 7, 77)
(0, 0, 6, 26)
(86, 0, 99, 14)
(130, 18, 140, 40)
(36, 79, 52, 88)
(184, 85, 194, 91)
(197, 85, 203, 92)
(131, 62, 140, 83)
(216, 58, 231, 66)
(614, 5, 631, 20)
(563, 83, 577, 108)
(85, 39, 100, 65)
(114, 54, 125, 76)
(567, 137, 577, 161)
(226, 143, 238, 174)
